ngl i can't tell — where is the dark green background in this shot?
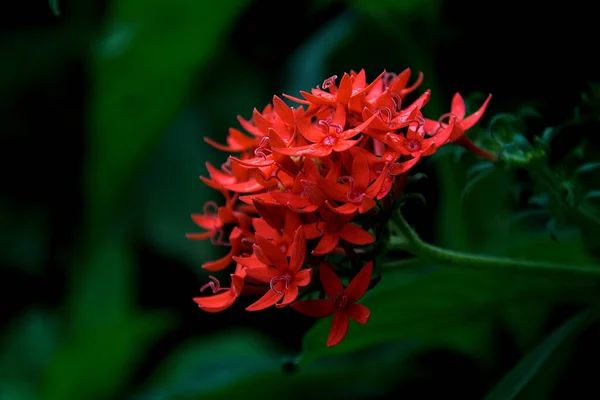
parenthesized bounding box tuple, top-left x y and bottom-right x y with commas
(1, 0, 599, 399)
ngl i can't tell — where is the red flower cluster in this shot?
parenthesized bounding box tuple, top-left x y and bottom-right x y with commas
(188, 69, 492, 346)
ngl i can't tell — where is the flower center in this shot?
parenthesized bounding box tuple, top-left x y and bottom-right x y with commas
(333, 293, 348, 310)
(322, 135, 337, 146)
(406, 139, 420, 152)
(270, 274, 291, 295)
(340, 175, 365, 204)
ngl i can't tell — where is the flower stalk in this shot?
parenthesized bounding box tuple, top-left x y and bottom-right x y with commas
(388, 211, 600, 278)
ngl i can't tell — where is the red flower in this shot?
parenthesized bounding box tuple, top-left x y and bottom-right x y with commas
(193, 264, 246, 313)
(236, 226, 312, 310)
(425, 93, 495, 160)
(292, 262, 372, 347)
(273, 105, 378, 158)
(303, 211, 374, 256)
(385, 115, 456, 158)
(317, 151, 380, 214)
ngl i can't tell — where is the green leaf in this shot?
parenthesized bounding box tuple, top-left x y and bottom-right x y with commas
(301, 232, 597, 364)
(576, 162, 600, 175)
(49, 0, 61, 16)
(85, 0, 249, 231)
(0, 309, 59, 392)
(41, 313, 172, 400)
(136, 330, 283, 399)
(137, 331, 419, 400)
(483, 309, 592, 400)
(584, 190, 600, 200)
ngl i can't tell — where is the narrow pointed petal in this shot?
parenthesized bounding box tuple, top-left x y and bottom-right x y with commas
(291, 299, 335, 318)
(273, 144, 314, 156)
(327, 312, 350, 347)
(223, 180, 265, 193)
(270, 191, 313, 209)
(246, 289, 283, 311)
(297, 144, 334, 158)
(336, 73, 353, 104)
(256, 234, 288, 270)
(295, 268, 313, 287)
(351, 152, 371, 189)
(191, 214, 218, 230)
(341, 113, 378, 140)
(357, 196, 376, 214)
(239, 191, 280, 206)
(230, 155, 275, 168)
(202, 248, 234, 271)
(319, 262, 344, 299)
(232, 254, 268, 270)
(203, 137, 244, 152)
(273, 95, 295, 125)
(228, 127, 256, 147)
(252, 199, 283, 230)
(348, 303, 370, 324)
(303, 222, 325, 239)
(345, 261, 373, 302)
(252, 218, 280, 239)
(339, 224, 375, 245)
(450, 93, 466, 120)
(325, 201, 358, 215)
(461, 94, 492, 131)
(312, 232, 341, 256)
(276, 284, 299, 308)
(245, 266, 280, 283)
(186, 231, 213, 240)
(282, 93, 311, 105)
(388, 156, 421, 176)
(289, 227, 307, 272)
(296, 111, 327, 143)
(193, 291, 236, 313)
(237, 115, 264, 137)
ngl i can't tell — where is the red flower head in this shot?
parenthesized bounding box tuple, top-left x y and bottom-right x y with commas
(186, 68, 493, 347)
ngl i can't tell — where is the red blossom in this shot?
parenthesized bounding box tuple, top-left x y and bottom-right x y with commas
(186, 68, 493, 347)
(292, 262, 372, 347)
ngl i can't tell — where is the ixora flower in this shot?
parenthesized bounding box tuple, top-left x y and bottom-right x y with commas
(292, 262, 372, 347)
(187, 69, 493, 347)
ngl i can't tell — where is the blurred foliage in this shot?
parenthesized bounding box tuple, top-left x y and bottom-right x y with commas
(1, 0, 599, 399)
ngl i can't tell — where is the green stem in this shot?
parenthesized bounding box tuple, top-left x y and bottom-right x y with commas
(389, 212, 600, 278)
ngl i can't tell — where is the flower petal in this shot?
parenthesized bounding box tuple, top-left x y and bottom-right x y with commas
(245, 266, 280, 283)
(461, 94, 492, 131)
(232, 254, 267, 270)
(339, 224, 375, 245)
(201, 248, 234, 271)
(295, 268, 313, 287)
(345, 261, 373, 302)
(325, 201, 358, 215)
(193, 291, 236, 313)
(252, 218, 280, 240)
(291, 299, 335, 318)
(276, 284, 299, 308)
(256, 234, 288, 270)
(450, 92, 466, 120)
(303, 222, 325, 240)
(347, 303, 370, 324)
(327, 312, 350, 347)
(312, 232, 340, 256)
(350, 151, 370, 190)
(289, 226, 307, 273)
(246, 289, 284, 311)
(319, 262, 344, 299)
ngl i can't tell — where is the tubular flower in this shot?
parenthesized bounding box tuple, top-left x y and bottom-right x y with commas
(187, 69, 493, 346)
